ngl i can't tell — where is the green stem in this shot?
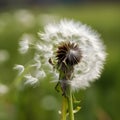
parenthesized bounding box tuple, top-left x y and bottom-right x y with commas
(59, 66, 74, 120)
(67, 85, 74, 120)
(61, 96, 67, 120)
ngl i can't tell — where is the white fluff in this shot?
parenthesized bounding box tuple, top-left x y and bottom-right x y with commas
(39, 19, 106, 90)
(14, 64, 24, 75)
(18, 34, 33, 54)
(25, 74, 38, 85)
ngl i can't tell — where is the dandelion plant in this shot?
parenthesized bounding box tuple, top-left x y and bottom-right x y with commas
(15, 19, 106, 120)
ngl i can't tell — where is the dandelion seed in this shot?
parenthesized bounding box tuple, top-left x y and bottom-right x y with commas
(31, 54, 41, 69)
(35, 70, 46, 79)
(35, 43, 53, 59)
(36, 43, 53, 52)
(14, 64, 24, 75)
(19, 34, 33, 54)
(24, 74, 38, 85)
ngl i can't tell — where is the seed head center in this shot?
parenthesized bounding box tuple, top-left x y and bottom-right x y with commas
(56, 42, 82, 68)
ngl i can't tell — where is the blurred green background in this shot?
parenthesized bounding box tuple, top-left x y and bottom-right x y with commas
(0, 2, 120, 120)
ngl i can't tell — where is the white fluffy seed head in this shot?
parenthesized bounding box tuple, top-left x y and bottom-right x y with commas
(39, 19, 106, 90)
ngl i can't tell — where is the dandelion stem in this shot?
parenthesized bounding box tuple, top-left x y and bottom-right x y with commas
(61, 96, 67, 120)
(67, 85, 74, 120)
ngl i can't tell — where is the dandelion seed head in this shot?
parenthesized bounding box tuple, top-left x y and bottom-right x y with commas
(39, 19, 106, 90)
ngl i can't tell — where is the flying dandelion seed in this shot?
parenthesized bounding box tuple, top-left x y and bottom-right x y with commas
(14, 64, 24, 75)
(18, 33, 34, 54)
